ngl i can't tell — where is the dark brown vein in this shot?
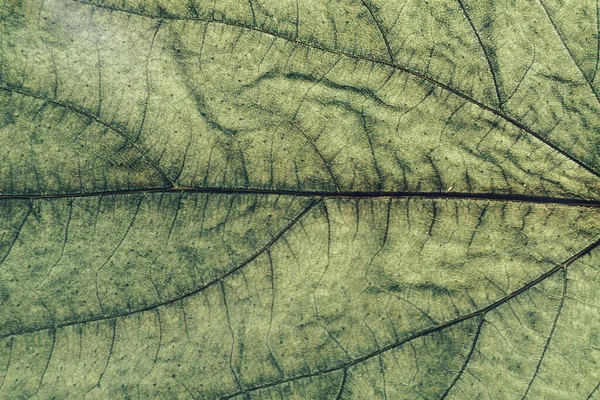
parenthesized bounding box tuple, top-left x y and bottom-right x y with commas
(135, 20, 162, 143)
(1, 186, 600, 208)
(587, 381, 600, 400)
(220, 281, 243, 391)
(521, 268, 568, 399)
(359, 0, 394, 62)
(440, 315, 485, 399)
(86, 319, 116, 394)
(31, 329, 56, 397)
(0, 206, 31, 265)
(456, 0, 503, 106)
(336, 369, 347, 400)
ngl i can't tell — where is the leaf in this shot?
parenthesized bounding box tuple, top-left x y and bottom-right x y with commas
(1, 0, 600, 398)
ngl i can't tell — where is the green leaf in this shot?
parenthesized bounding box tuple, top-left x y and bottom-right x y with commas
(1, 0, 600, 398)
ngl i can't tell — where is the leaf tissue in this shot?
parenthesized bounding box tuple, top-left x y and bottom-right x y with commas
(1, 0, 600, 398)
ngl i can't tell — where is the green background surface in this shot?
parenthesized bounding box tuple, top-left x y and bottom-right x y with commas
(1, 0, 600, 398)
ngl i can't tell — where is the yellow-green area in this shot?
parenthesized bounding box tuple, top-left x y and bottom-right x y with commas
(1, 0, 600, 398)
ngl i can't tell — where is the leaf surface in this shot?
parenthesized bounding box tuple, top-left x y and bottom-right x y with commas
(1, 0, 600, 398)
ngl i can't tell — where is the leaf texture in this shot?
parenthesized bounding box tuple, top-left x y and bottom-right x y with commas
(1, 0, 600, 398)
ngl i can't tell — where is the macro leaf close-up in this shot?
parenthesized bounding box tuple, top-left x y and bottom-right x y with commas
(1, 0, 600, 398)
